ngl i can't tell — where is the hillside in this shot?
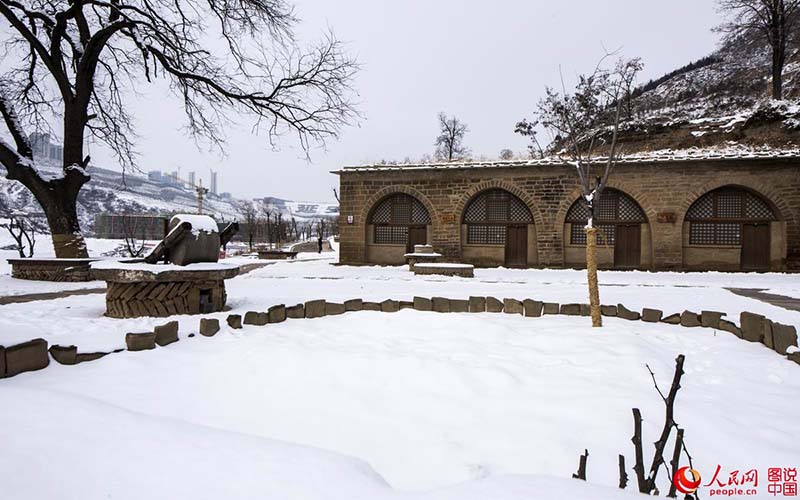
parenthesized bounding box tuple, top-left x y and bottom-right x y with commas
(613, 35, 800, 152)
(0, 159, 338, 235)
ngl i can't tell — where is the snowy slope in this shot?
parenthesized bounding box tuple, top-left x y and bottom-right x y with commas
(614, 38, 800, 152)
(0, 159, 338, 235)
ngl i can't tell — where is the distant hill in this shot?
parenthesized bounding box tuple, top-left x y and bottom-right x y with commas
(0, 159, 338, 235)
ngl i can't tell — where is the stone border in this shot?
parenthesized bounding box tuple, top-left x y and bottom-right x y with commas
(1, 298, 797, 380)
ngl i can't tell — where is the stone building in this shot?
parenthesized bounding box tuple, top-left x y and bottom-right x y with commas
(334, 152, 800, 271)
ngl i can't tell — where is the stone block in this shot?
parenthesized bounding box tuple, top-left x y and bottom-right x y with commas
(559, 304, 581, 316)
(75, 352, 108, 363)
(486, 297, 504, 313)
(450, 299, 469, 313)
(126, 332, 156, 352)
(226, 314, 242, 329)
(524, 299, 543, 317)
(642, 308, 663, 323)
(772, 323, 798, 355)
(580, 304, 591, 317)
(49, 345, 77, 365)
(680, 311, 701, 328)
(155, 321, 179, 346)
(243, 311, 268, 326)
(344, 299, 363, 312)
(0, 346, 5, 378)
(305, 300, 327, 319)
(432, 297, 450, 313)
(5, 339, 49, 376)
(400, 301, 414, 310)
(718, 319, 741, 337)
(363, 302, 382, 311)
(788, 351, 800, 365)
(600, 305, 618, 317)
(701, 311, 725, 329)
(268, 304, 287, 323)
(661, 313, 681, 325)
(199, 318, 220, 337)
(380, 300, 400, 313)
(286, 304, 305, 319)
(616, 304, 640, 321)
(413, 297, 432, 312)
(504, 299, 523, 315)
(542, 302, 559, 315)
(326, 302, 346, 315)
(469, 296, 486, 313)
(740, 312, 766, 343)
(763, 319, 775, 349)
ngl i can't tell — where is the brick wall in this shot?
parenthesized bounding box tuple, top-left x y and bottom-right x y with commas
(337, 158, 800, 271)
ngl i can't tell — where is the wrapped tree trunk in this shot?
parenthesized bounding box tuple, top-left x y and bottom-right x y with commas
(586, 225, 602, 327)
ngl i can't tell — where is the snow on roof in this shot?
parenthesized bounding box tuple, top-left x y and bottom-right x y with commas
(335, 146, 800, 174)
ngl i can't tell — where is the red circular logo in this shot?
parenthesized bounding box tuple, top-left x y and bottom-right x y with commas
(674, 466, 702, 494)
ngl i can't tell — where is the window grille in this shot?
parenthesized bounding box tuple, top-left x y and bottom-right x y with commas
(565, 189, 643, 246)
(686, 188, 774, 246)
(370, 194, 430, 244)
(468, 225, 506, 245)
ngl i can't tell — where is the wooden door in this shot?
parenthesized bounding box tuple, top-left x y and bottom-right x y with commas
(741, 223, 770, 271)
(614, 224, 641, 268)
(407, 226, 427, 253)
(505, 225, 528, 268)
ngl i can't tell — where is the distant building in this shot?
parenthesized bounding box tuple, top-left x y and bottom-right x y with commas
(29, 133, 63, 163)
(148, 170, 165, 183)
(210, 170, 218, 195)
(188, 171, 196, 187)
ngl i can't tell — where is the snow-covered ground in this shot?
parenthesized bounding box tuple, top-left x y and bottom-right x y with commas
(1, 243, 799, 499)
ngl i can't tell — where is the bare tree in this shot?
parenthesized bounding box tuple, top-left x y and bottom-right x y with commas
(716, 0, 800, 99)
(0, 211, 37, 257)
(121, 215, 146, 257)
(237, 201, 258, 251)
(499, 148, 514, 160)
(434, 112, 469, 161)
(523, 54, 642, 327)
(0, 0, 360, 258)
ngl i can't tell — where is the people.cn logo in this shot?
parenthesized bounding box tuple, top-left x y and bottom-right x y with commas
(674, 466, 702, 494)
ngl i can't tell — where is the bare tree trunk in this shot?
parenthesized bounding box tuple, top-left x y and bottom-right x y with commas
(772, 43, 784, 99)
(572, 449, 589, 480)
(631, 408, 647, 493)
(618, 454, 629, 489)
(34, 180, 89, 258)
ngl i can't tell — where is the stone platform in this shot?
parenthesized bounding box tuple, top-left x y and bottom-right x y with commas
(413, 263, 474, 278)
(257, 250, 298, 260)
(91, 262, 239, 318)
(8, 258, 100, 282)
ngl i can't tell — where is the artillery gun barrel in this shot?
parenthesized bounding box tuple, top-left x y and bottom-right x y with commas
(144, 221, 192, 264)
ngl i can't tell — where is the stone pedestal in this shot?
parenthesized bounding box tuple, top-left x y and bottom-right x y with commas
(8, 258, 99, 282)
(92, 263, 238, 318)
(257, 250, 298, 260)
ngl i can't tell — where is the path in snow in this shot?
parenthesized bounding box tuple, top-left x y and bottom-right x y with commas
(727, 287, 800, 312)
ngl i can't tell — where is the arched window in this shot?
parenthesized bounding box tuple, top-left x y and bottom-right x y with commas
(463, 189, 533, 244)
(566, 189, 646, 245)
(369, 193, 431, 244)
(686, 188, 775, 245)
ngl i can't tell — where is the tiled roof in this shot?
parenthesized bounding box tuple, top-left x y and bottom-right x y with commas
(335, 149, 800, 173)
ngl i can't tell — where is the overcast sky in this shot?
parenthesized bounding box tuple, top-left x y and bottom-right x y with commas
(86, 0, 722, 202)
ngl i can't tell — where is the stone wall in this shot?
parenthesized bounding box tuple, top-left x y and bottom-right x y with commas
(105, 279, 227, 318)
(3, 297, 797, 380)
(9, 259, 96, 282)
(337, 158, 800, 270)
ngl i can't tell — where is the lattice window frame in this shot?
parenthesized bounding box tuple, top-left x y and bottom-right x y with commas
(566, 189, 644, 246)
(463, 189, 533, 224)
(686, 188, 775, 247)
